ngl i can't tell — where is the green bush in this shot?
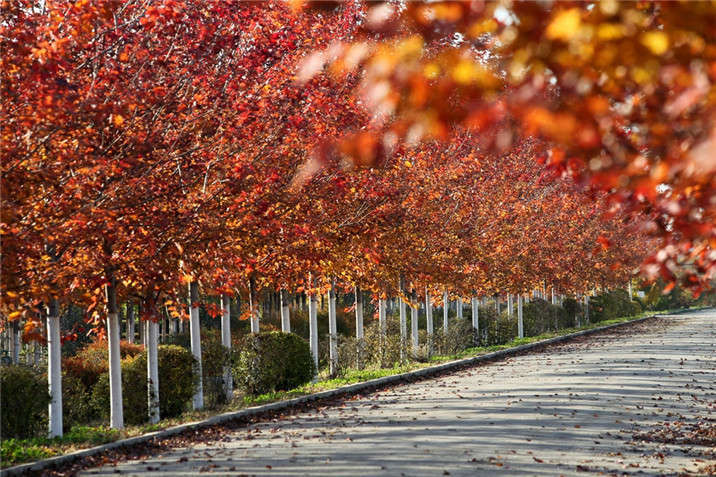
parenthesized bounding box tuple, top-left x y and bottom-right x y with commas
(0, 365, 50, 438)
(62, 373, 96, 431)
(165, 330, 234, 408)
(233, 332, 315, 396)
(562, 298, 583, 323)
(522, 299, 570, 335)
(91, 345, 196, 425)
(590, 289, 634, 322)
(199, 330, 234, 408)
(432, 319, 475, 355)
(477, 306, 517, 346)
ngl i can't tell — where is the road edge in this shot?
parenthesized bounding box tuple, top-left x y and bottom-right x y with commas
(2, 307, 705, 476)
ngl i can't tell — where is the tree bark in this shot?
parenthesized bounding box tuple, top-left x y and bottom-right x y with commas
(399, 276, 407, 360)
(106, 276, 124, 429)
(517, 294, 524, 338)
(442, 290, 449, 333)
(354, 286, 363, 340)
(410, 289, 419, 354)
(126, 303, 135, 344)
(280, 289, 290, 333)
(507, 294, 513, 316)
(249, 277, 259, 333)
(456, 297, 463, 319)
(425, 289, 433, 336)
(471, 296, 479, 334)
(328, 280, 338, 376)
(308, 275, 318, 371)
(10, 319, 20, 364)
(221, 293, 233, 402)
(146, 319, 160, 424)
(47, 299, 63, 437)
(189, 281, 203, 410)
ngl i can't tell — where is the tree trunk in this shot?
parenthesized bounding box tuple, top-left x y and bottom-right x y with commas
(425, 289, 433, 336)
(11, 320, 20, 364)
(221, 293, 233, 402)
(399, 276, 407, 360)
(127, 303, 135, 344)
(551, 286, 557, 305)
(507, 294, 513, 316)
(410, 290, 419, 354)
(456, 297, 463, 319)
(309, 290, 318, 371)
(249, 278, 259, 333)
(328, 280, 338, 377)
(517, 294, 524, 338)
(354, 286, 363, 339)
(496, 295, 501, 315)
(280, 289, 290, 333)
(443, 290, 449, 333)
(189, 281, 203, 410)
(106, 277, 124, 429)
(46, 299, 63, 437)
(146, 319, 160, 424)
(471, 296, 479, 334)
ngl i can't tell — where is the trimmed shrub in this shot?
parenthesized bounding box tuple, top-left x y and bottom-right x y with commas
(522, 299, 569, 336)
(432, 319, 475, 355)
(62, 373, 97, 431)
(233, 332, 315, 396)
(590, 289, 634, 322)
(165, 329, 234, 408)
(0, 365, 50, 438)
(91, 345, 196, 425)
(64, 339, 144, 390)
(199, 330, 234, 408)
(562, 298, 583, 325)
(477, 306, 517, 346)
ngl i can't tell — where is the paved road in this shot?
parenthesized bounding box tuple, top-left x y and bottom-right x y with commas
(82, 309, 715, 476)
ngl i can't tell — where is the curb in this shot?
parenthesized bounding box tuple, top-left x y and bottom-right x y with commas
(1, 308, 700, 476)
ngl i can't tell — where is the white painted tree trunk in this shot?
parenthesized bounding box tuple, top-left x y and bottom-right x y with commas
(379, 298, 387, 337)
(139, 308, 146, 347)
(425, 290, 433, 336)
(221, 294, 233, 402)
(456, 297, 463, 319)
(126, 303, 135, 344)
(627, 281, 633, 300)
(471, 296, 479, 333)
(309, 290, 318, 370)
(146, 320, 160, 424)
(507, 294, 513, 316)
(354, 286, 364, 340)
(399, 293, 407, 360)
(106, 280, 124, 429)
(496, 296, 501, 315)
(517, 294, 524, 338)
(189, 281, 203, 410)
(551, 287, 557, 305)
(46, 299, 63, 437)
(443, 290, 449, 333)
(280, 289, 290, 333)
(584, 294, 590, 323)
(328, 282, 338, 376)
(10, 320, 20, 364)
(410, 292, 419, 353)
(249, 283, 260, 334)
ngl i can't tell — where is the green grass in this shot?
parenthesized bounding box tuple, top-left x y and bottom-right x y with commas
(1, 426, 120, 467)
(2, 305, 702, 468)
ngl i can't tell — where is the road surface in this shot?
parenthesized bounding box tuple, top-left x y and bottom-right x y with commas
(81, 309, 715, 476)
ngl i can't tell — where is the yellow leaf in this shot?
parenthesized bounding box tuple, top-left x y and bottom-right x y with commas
(112, 114, 125, 126)
(641, 31, 669, 55)
(546, 8, 581, 41)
